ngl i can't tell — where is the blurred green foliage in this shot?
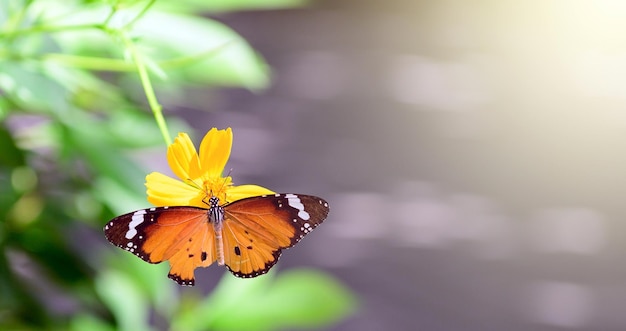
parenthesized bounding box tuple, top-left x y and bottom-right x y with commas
(0, 0, 356, 330)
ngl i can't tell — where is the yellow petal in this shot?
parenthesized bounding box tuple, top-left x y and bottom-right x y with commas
(145, 172, 204, 207)
(198, 128, 232, 177)
(226, 184, 275, 203)
(167, 133, 202, 181)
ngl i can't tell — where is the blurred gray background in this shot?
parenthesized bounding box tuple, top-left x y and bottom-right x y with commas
(171, 1, 626, 330)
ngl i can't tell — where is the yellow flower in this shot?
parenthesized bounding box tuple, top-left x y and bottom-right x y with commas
(145, 128, 274, 208)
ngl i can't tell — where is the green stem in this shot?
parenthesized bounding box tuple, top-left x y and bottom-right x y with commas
(123, 0, 157, 31)
(42, 53, 136, 71)
(1, 1, 31, 41)
(102, 4, 118, 26)
(120, 32, 171, 146)
(0, 24, 103, 39)
(42, 41, 232, 71)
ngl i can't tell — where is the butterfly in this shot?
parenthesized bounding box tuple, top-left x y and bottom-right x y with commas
(103, 193, 329, 286)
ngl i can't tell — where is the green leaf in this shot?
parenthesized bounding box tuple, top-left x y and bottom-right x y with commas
(41, 62, 126, 111)
(70, 314, 116, 331)
(39, 3, 270, 90)
(61, 118, 146, 192)
(93, 177, 147, 216)
(13, 222, 94, 285)
(106, 108, 191, 149)
(0, 247, 49, 328)
(33, 2, 121, 56)
(171, 272, 273, 331)
(96, 270, 153, 331)
(172, 269, 357, 331)
(157, 0, 309, 13)
(0, 124, 26, 168)
(131, 12, 270, 90)
(103, 250, 177, 318)
(264, 269, 358, 327)
(0, 61, 71, 115)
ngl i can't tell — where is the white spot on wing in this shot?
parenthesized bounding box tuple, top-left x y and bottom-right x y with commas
(299, 210, 310, 220)
(285, 194, 311, 221)
(125, 210, 146, 239)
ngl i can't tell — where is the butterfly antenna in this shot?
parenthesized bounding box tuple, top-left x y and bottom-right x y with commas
(186, 177, 211, 206)
(224, 168, 233, 182)
(215, 168, 233, 204)
(186, 178, 202, 190)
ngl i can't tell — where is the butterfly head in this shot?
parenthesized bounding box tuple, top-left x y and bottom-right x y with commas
(208, 196, 220, 208)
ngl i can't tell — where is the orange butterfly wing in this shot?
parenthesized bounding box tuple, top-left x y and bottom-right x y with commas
(220, 194, 330, 278)
(104, 194, 330, 285)
(103, 206, 216, 286)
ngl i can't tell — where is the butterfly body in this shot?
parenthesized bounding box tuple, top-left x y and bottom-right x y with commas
(207, 196, 226, 266)
(104, 194, 329, 286)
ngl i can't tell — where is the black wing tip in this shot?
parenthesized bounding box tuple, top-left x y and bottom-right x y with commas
(168, 273, 195, 286)
(107, 241, 155, 264)
(102, 220, 154, 263)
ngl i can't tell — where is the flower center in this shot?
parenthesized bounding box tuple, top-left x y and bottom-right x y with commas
(202, 176, 232, 204)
